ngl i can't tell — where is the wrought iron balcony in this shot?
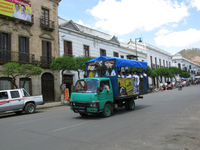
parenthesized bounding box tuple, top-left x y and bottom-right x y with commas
(40, 56, 53, 68)
(0, 50, 35, 64)
(40, 18, 55, 31)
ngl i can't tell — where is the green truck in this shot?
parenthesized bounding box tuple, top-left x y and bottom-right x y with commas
(70, 56, 148, 117)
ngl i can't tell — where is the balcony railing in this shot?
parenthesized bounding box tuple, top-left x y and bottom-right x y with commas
(40, 56, 53, 65)
(40, 18, 55, 31)
(0, 50, 35, 64)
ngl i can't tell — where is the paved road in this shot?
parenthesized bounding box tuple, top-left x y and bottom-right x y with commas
(0, 85, 200, 150)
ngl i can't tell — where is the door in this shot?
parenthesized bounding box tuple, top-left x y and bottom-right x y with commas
(9, 90, 24, 110)
(41, 73, 55, 102)
(98, 80, 113, 110)
(0, 91, 10, 112)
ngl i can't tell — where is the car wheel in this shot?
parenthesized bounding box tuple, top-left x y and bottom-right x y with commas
(25, 103, 36, 114)
(102, 103, 112, 117)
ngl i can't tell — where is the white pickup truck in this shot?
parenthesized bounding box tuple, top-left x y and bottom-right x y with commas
(0, 88, 44, 115)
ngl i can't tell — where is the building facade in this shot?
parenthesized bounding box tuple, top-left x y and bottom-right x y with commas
(58, 18, 147, 94)
(0, 0, 61, 102)
(172, 53, 200, 81)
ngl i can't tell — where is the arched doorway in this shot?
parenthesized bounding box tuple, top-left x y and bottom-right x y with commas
(41, 73, 55, 102)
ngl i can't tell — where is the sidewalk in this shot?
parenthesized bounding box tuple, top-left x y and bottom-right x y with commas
(37, 100, 70, 109)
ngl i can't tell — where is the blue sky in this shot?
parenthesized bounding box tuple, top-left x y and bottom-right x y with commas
(58, 0, 200, 55)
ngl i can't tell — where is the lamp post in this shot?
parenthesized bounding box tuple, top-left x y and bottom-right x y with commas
(135, 37, 143, 60)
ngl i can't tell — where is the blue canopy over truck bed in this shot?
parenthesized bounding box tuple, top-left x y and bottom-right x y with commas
(86, 56, 148, 100)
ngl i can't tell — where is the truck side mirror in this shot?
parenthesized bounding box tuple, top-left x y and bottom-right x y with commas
(97, 87, 101, 95)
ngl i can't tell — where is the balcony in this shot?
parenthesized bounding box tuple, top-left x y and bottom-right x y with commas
(40, 18, 55, 31)
(0, 50, 35, 64)
(40, 56, 53, 68)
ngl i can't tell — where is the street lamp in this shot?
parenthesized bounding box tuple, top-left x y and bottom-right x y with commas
(135, 37, 143, 60)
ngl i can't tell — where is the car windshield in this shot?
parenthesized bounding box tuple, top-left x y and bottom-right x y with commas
(74, 79, 99, 93)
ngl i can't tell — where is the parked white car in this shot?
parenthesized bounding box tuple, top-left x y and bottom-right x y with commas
(0, 88, 44, 115)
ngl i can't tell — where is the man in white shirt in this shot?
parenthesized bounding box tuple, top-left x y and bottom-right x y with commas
(18, 5, 31, 21)
(100, 81, 109, 92)
(13, 3, 21, 18)
(126, 71, 132, 78)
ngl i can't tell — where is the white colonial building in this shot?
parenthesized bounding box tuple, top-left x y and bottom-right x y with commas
(58, 18, 146, 93)
(172, 53, 200, 81)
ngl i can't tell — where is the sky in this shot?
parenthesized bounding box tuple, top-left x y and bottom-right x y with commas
(58, 0, 200, 55)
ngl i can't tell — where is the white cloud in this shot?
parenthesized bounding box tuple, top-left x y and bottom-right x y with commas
(190, 0, 200, 11)
(87, 0, 189, 35)
(172, 24, 178, 28)
(154, 28, 200, 47)
(156, 29, 170, 36)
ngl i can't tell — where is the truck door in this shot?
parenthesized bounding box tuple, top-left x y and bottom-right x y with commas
(98, 80, 113, 109)
(9, 90, 24, 110)
(0, 91, 10, 112)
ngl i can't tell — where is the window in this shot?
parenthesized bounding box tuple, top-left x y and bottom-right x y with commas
(42, 40, 52, 64)
(84, 45, 89, 56)
(0, 78, 12, 90)
(10, 91, 20, 98)
(155, 57, 157, 68)
(163, 60, 165, 68)
(0, 32, 11, 61)
(19, 36, 29, 62)
(42, 8, 49, 26)
(159, 59, 161, 67)
(20, 78, 31, 95)
(178, 63, 181, 69)
(121, 55, 124, 59)
(0, 92, 8, 99)
(64, 40, 72, 57)
(113, 52, 119, 57)
(166, 61, 168, 67)
(100, 49, 106, 56)
(150, 56, 152, 68)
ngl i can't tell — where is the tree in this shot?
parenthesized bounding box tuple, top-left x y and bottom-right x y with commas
(50, 56, 75, 84)
(180, 72, 191, 78)
(168, 67, 182, 85)
(73, 56, 95, 79)
(1, 62, 21, 88)
(1, 62, 43, 89)
(20, 64, 43, 88)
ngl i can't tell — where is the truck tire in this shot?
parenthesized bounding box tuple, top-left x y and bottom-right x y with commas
(25, 103, 36, 114)
(79, 112, 88, 117)
(102, 103, 112, 117)
(125, 99, 135, 110)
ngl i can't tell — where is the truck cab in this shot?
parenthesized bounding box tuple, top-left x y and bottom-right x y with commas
(70, 77, 114, 117)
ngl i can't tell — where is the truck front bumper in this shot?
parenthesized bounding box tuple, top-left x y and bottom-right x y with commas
(70, 101, 99, 113)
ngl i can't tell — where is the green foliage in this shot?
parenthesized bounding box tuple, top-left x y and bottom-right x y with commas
(50, 56, 75, 71)
(74, 56, 95, 72)
(149, 70, 158, 78)
(2, 62, 43, 88)
(168, 67, 182, 76)
(180, 72, 191, 78)
(2, 62, 21, 77)
(20, 64, 43, 78)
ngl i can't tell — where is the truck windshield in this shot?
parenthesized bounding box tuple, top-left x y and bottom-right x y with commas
(74, 79, 98, 93)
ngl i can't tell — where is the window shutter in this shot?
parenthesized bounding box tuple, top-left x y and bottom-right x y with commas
(0, 32, 2, 50)
(8, 34, 11, 52)
(69, 42, 72, 55)
(64, 40, 67, 56)
(49, 42, 52, 57)
(26, 38, 29, 54)
(42, 40, 46, 56)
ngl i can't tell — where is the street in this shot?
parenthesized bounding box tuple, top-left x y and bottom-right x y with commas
(0, 85, 200, 150)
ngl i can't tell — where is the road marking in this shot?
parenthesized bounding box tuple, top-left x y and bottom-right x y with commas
(53, 121, 90, 132)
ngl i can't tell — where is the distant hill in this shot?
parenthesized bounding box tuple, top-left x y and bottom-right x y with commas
(178, 48, 200, 64)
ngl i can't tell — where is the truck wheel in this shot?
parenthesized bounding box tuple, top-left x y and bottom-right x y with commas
(25, 103, 36, 114)
(125, 99, 135, 110)
(79, 112, 88, 117)
(102, 103, 112, 117)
